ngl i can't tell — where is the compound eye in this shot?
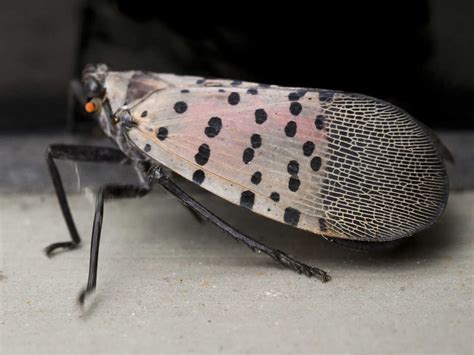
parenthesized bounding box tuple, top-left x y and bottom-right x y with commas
(84, 98, 102, 113)
(85, 78, 103, 97)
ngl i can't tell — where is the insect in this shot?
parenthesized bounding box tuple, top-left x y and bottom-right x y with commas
(45, 63, 449, 305)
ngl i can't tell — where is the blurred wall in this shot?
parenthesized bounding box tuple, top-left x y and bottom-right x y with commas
(0, 0, 80, 131)
(429, 0, 474, 88)
(0, 0, 472, 132)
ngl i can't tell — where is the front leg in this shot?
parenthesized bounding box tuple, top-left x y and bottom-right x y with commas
(45, 144, 128, 256)
(78, 184, 150, 305)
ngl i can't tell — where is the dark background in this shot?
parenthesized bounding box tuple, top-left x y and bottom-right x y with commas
(1, 0, 473, 132)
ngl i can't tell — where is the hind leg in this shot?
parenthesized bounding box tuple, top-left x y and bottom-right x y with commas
(150, 166, 331, 282)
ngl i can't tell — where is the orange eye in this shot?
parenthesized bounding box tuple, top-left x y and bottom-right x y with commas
(84, 98, 102, 113)
(85, 101, 96, 113)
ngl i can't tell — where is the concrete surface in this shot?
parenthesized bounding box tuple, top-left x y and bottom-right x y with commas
(0, 133, 473, 354)
(1, 191, 473, 354)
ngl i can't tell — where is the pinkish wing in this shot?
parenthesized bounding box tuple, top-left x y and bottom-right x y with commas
(125, 82, 448, 241)
(125, 85, 336, 237)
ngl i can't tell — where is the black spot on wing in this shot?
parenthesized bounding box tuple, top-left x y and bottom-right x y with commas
(204, 117, 222, 138)
(250, 134, 262, 149)
(315, 115, 325, 130)
(270, 192, 280, 202)
(310, 156, 322, 171)
(285, 121, 297, 137)
(144, 144, 151, 152)
(255, 109, 267, 124)
(288, 92, 300, 101)
(289, 102, 302, 116)
(247, 88, 258, 95)
(141, 110, 148, 117)
(287, 160, 299, 176)
(288, 90, 306, 101)
(195, 144, 210, 165)
(156, 127, 168, 141)
(243, 148, 255, 164)
(192, 170, 205, 185)
(303, 141, 315, 156)
(240, 190, 255, 209)
(284, 207, 301, 226)
(288, 177, 301, 192)
(228, 92, 240, 105)
(174, 101, 187, 114)
(251, 171, 262, 185)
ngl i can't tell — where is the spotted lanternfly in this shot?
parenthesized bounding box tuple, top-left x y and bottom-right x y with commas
(45, 64, 449, 305)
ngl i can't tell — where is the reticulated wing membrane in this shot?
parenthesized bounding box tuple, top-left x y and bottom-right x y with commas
(125, 79, 448, 241)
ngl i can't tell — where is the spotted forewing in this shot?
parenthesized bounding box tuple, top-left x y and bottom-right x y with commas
(109, 72, 448, 242)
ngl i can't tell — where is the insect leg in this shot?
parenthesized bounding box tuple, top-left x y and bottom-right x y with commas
(45, 144, 128, 256)
(78, 184, 149, 306)
(150, 167, 331, 282)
